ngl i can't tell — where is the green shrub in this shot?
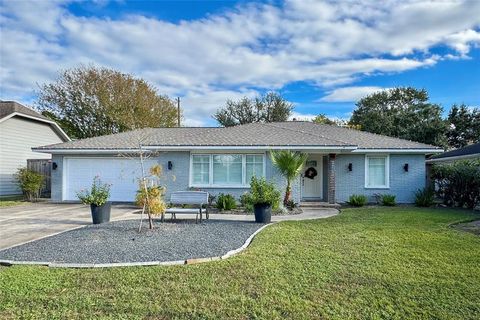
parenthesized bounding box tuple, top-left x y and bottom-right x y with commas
(348, 194, 367, 207)
(240, 192, 254, 212)
(414, 187, 435, 207)
(216, 193, 237, 211)
(76, 176, 111, 206)
(285, 199, 296, 210)
(432, 160, 480, 209)
(14, 167, 44, 202)
(381, 194, 396, 206)
(250, 176, 281, 208)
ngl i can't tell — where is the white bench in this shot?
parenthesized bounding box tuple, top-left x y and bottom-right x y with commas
(165, 191, 209, 223)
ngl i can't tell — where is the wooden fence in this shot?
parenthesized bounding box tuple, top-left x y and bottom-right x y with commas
(27, 159, 52, 197)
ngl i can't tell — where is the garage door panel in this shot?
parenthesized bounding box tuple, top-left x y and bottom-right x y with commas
(64, 158, 158, 201)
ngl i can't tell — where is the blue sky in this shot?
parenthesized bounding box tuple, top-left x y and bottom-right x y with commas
(1, 0, 479, 126)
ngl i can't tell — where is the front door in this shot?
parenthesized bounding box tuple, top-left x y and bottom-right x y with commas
(302, 155, 323, 200)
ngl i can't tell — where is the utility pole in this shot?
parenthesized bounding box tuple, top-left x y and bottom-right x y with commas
(177, 97, 181, 127)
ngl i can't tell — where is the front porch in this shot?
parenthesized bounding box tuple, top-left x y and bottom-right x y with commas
(300, 153, 337, 204)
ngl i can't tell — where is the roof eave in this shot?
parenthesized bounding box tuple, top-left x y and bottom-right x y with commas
(353, 148, 443, 154)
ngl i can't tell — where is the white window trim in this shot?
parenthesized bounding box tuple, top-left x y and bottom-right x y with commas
(364, 154, 390, 189)
(189, 153, 266, 188)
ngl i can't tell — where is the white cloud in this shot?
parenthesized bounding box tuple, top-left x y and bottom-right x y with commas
(1, 0, 479, 124)
(444, 29, 480, 55)
(319, 86, 390, 102)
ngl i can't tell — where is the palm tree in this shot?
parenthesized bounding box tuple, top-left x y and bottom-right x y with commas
(270, 150, 308, 205)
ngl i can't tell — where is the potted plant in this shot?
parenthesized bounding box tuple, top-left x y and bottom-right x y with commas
(250, 176, 281, 223)
(76, 176, 112, 224)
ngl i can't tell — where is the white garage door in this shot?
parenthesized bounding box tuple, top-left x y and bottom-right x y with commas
(64, 157, 158, 201)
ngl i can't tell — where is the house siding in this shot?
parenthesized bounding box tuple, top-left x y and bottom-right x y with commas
(0, 117, 65, 196)
(51, 151, 299, 203)
(51, 151, 426, 204)
(335, 154, 426, 203)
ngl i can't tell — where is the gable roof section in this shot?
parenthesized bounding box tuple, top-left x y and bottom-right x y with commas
(0, 101, 70, 142)
(427, 143, 480, 162)
(33, 121, 440, 153)
(0, 101, 49, 120)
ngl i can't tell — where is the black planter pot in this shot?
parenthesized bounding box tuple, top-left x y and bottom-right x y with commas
(90, 202, 111, 224)
(253, 203, 272, 223)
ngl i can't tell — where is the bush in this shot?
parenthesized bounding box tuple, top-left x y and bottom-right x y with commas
(76, 176, 111, 206)
(240, 192, 254, 212)
(285, 199, 296, 210)
(250, 176, 281, 208)
(216, 193, 237, 211)
(15, 167, 44, 201)
(348, 194, 367, 207)
(135, 185, 166, 215)
(414, 187, 435, 207)
(381, 194, 396, 206)
(432, 160, 480, 209)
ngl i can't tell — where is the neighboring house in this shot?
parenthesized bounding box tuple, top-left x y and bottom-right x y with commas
(32, 122, 441, 204)
(0, 101, 70, 197)
(426, 142, 480, 163)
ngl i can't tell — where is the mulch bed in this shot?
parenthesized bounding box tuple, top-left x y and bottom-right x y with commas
(0, 219, 265, 264)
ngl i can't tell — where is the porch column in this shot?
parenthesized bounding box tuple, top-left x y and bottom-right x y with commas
(327, 153, 336, 204)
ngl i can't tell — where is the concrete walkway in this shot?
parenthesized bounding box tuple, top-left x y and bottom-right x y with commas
(0, 203, 139, 250)
(0, 203, 338, 251)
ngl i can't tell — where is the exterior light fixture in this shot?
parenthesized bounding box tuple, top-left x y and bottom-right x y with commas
(348, 163, 353, 171)
(168, 161, 173, 170)
(52, 162, 58, 170)
(403, 163, 409, 172)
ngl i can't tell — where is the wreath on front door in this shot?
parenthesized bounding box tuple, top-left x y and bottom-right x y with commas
(304, 167, 318, 179)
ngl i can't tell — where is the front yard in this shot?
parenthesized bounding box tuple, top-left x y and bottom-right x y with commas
(1, 207, 479, 319)
(0, 196, 26, 208)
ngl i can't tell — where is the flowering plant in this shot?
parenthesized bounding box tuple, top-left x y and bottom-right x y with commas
(76, 176, 111, 206)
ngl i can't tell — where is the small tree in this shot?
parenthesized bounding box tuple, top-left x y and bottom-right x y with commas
(135, 165, 167, 224)
(270, 150, 308, 205)
(15, 168, 44, 202)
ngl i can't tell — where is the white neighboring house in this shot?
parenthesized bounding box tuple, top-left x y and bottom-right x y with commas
(0, 101, 70, 197)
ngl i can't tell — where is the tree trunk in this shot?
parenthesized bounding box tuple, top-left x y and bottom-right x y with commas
(139, 146, 154, 230)
(283, 180, 291, 206)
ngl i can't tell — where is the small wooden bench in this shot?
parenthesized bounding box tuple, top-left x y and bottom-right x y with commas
(165, 191, 209, 223)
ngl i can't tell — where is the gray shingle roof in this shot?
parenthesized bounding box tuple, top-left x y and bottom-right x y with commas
(430, 142, 480, 160)
(33, 121, 441, 151)
(0, 101, 48, 121)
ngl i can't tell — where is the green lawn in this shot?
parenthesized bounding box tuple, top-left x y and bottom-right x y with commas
(1, 207, 479, 319)
(0, 196, 26, 207)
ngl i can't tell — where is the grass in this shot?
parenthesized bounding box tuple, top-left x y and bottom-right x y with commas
(1, 207, 479, 319)
(0, 196, 26, 207)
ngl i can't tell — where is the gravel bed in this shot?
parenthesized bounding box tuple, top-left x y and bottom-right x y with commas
(0, 219, 265, 264)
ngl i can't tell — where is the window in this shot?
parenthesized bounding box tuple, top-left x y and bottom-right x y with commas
(365, 155, 389, 188)
(246, 155, 264, 183)
(213, 155, 242, 185)
(192, 155, 210, 185)
(190, 154, 265, 187)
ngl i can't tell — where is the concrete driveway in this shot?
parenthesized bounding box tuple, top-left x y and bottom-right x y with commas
(0, 203, 140, 250)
